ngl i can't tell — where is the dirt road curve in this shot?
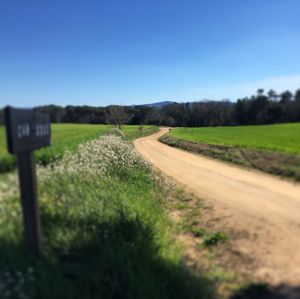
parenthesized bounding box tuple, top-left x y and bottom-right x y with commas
(134, 128, 300, 285)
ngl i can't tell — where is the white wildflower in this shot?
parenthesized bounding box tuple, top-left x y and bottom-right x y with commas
(47, 135, 150, 178)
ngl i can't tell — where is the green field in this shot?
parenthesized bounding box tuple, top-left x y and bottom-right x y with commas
(159, 123, 300, 180)
(169, 123, 300, 155)
(0, 124, 158, 173)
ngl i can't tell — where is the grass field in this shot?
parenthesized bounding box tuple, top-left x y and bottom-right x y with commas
(169, 123, 300, 155)
(160, 123, 300, 181)
(0, 124, 158, 173)
(0, 129, 215, 299)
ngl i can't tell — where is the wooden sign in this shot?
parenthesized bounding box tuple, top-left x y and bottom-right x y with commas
(4, 106, 51, 256)
(5, 107, 51, 154)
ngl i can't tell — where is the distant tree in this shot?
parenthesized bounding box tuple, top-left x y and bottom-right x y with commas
(93, 108, 106, 124)
(278, 91, 295, 121)
(248, 95, 269, 124)
(295, 89, 300, 121)
(63, 106, 76, 123)
(35, 105, 65, 123)
(267, 89, 277, 101)
(280, 90, 293, 103)
(235, 99, 248, 125)
(0, 109, 3, 125)
(295, 89, 300, 102)
(145, 108, 161, 125)
(266, 105, 283, 123)
(164, 116, 176, 127)
(161, 104, 184, 126)
(131, 106, 152, 125)
(106, 106, 132, 129)
(16, 85, 300, 128)
(257, 89, 264, 97)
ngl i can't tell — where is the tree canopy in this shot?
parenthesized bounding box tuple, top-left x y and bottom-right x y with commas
(1, 88, 300, 127)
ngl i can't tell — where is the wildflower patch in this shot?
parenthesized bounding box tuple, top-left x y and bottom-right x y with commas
(50, 135, 150, 178)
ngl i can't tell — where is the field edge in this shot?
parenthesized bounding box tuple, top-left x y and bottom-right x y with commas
(159, 133, 300, 182)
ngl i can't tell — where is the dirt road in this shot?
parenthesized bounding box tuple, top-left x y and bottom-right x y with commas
(134, 128, 300, 285)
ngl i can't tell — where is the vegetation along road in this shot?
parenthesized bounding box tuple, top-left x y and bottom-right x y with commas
(0, 124, 158, 173)
(134, 128, 300, 286)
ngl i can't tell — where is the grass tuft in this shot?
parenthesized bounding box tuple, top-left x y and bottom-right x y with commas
(203, 232, 229, 247)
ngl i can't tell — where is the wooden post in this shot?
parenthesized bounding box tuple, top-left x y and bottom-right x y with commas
(17, 151, 42, 256)
(4, 106, 51, 256)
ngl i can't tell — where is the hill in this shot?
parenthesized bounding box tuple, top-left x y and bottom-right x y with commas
(143, 101, 177, 108)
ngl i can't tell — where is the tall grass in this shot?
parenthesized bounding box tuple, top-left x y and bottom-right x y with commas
(0, 132, 214, 299)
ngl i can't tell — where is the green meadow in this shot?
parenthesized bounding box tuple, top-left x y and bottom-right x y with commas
(159, 123, 300, 180)
(169, 123, 300, 155)
(0, 124, 158, 173)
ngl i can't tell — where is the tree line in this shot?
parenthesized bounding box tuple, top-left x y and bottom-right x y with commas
(1, 88, 300, 127)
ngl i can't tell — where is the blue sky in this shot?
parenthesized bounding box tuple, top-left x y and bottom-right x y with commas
(0, 0, 300, 107)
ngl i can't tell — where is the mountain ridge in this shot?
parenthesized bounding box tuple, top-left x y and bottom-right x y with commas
(142, 101, 177, 108)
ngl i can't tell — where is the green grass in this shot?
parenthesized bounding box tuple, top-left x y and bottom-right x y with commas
(0, 124, 108, 156)
(203, 232, 228, 247)
(0, 133, 213, 299)
(162, 123, 300, 180)
(169, 123, 300, 155)
(122, 125, 159, 141)
(0, 126, 7, 156)
(0, 124, 157, 173)
(0, 124, 112, 173)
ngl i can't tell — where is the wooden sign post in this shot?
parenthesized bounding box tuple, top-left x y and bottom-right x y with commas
(4, 106, 51, 256)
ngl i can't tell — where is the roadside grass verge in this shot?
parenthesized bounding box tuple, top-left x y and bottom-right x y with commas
(166, 184, 300, 299)
(166, 187, 240, 298)
(165, 186, 298, 299)
(160, 124, 300, 181)
(0, 132, 214, 299)
(0, 124, 158, 174)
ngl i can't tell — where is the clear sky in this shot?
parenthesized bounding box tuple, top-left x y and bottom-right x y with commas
(0, 0, 300, 107)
